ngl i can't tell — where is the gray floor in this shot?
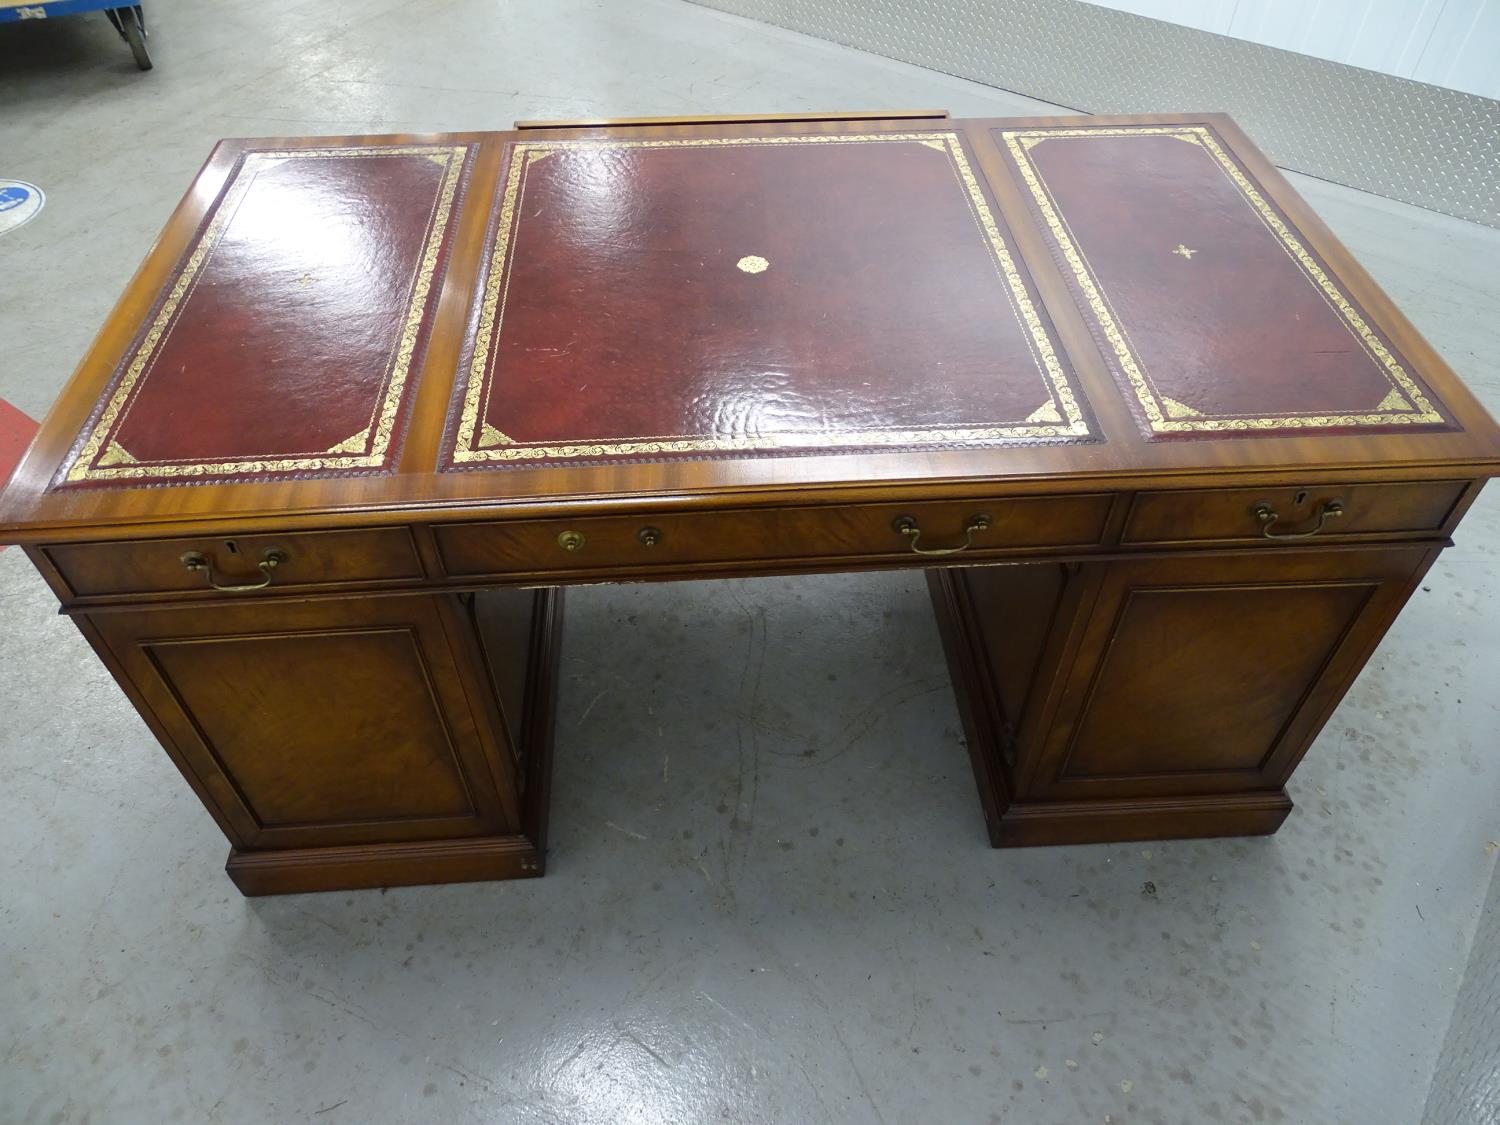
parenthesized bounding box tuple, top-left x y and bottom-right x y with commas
(1428, 864, 1500, 1124)
(1, 2, 1498, 1123)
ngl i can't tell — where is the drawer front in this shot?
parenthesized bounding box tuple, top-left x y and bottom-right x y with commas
(45, 526, 425, 599)
(1122, 480, 1469, 546)
(434, 494, 1114, 578)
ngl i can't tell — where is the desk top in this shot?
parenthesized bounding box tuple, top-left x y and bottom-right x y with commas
(3, 111, 1497, 541)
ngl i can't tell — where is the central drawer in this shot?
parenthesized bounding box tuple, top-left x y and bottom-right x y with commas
(434, 494, 1114, 579)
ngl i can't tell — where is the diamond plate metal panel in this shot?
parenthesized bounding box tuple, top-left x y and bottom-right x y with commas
(689, 0, 1500, 229)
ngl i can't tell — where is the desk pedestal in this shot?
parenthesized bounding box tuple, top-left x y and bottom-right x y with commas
(929, 545, 1439, 847)
(80, 588, 561, 895)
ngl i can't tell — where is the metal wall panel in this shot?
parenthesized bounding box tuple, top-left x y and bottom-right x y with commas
(1412, 0, 1500, 100)
(1223, 0, 1447, 76)
(1088, 0, 1500, 100)
(688, 0, 1500, 228)
(1091, 0, 1238, 33)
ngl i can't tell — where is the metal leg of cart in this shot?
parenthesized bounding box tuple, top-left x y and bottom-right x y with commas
(104, 4, 151, 70)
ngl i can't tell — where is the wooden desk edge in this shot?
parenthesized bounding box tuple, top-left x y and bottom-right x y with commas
(514, 109, 950, 129)
(4, 460, 1497, 547)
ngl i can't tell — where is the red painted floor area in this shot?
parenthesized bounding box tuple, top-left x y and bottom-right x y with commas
(0, 397, 40, 550)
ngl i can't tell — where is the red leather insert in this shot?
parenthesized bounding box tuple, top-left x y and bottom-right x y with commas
(999, 124, 1453, 439)
(57, 144, 470, 488)
(445, 133, 1093, 468)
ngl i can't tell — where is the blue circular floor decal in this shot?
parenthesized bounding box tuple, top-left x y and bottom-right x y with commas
(0, 181, 45, 236)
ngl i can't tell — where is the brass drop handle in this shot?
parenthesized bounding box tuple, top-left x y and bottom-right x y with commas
(1253, 499, 1344, 540)
(557, 530, 586, 552)
(638, 527, 662, 547)
(181, 548, 288, 592)
(892, 514, 991, 556)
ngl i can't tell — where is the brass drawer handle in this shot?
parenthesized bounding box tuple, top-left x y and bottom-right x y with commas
(638, 527, 662, 547)
(181, 548, 288, 592)
(892, 514, 991, 556)
(557, 530, 585, 552)
(1253, 500, 1344, 540)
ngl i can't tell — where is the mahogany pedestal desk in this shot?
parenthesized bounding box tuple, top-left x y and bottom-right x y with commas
(3, 111, 1497, 895)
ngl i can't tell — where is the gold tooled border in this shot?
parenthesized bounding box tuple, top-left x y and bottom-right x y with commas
(1002, 125, 1446, 434)
(62, 145, 468, 484)
(451, 133, 1092, 463)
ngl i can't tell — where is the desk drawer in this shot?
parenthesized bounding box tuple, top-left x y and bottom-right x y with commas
(434, 494, 1114, 578)
(44, 526, 425, 600)
(1122, 480, 1469, 546)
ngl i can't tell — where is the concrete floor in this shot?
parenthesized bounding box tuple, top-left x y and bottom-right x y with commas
(2, 2, 1499, 1122)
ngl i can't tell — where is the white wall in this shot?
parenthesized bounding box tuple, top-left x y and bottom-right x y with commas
(1085, 0, 1500, 99)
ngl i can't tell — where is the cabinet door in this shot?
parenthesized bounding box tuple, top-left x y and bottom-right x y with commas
(87, 595, 521, 850)
(1015, 546, 1437, 802)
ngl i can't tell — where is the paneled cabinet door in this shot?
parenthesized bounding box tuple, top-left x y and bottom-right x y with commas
(1014, 546, 1438, 803)
(86, 595, 522, 851)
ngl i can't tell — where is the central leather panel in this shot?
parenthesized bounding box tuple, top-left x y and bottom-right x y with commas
(444, 132, 1094, 468)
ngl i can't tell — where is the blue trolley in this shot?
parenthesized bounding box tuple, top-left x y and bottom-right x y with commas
(0, 1, 152, 70)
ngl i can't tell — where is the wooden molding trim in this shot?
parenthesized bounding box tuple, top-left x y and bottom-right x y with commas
(226, 835, 544, 896)
(514, 109, 950, 129)
(987, 791, 1294, 848)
